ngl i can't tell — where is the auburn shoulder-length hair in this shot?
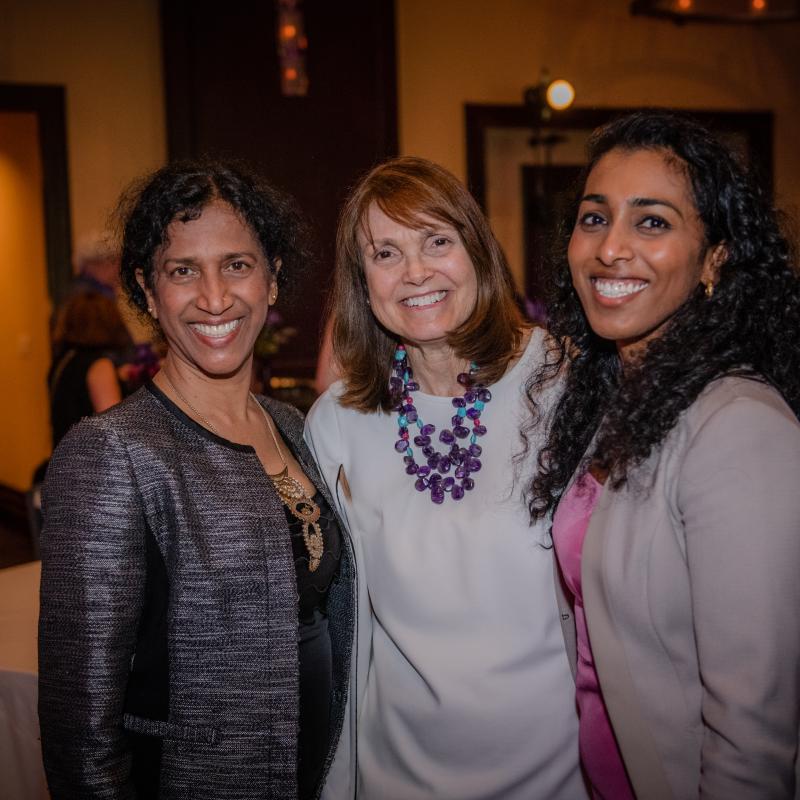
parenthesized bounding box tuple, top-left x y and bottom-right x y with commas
(52, 290, 132, 351)
(332, 156, 524, 412)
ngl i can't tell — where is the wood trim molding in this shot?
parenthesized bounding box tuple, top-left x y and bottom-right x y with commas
(465, 103, 774, 209)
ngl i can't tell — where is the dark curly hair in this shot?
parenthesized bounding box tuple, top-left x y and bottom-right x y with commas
(116, 159, 309, 322)
(528, 109, 800, 520)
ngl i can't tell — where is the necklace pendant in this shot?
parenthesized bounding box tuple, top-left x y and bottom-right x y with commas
(303, 521, 324, 572)
(255, 401, 326, 572)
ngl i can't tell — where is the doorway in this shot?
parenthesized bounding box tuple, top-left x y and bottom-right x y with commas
(0, 84, 70, 525)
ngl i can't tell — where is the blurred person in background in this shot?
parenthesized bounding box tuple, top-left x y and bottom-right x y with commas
(48, 289, 132, 449)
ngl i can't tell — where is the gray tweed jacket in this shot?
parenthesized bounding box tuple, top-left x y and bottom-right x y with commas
(38, 384, 355, 799)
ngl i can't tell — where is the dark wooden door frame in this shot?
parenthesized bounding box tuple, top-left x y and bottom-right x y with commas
(0, 82, 72, 304)
(465, 104, 774, 209)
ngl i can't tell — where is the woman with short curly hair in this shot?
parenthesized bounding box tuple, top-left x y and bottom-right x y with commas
(528, 110, 800, 798)
(39, 160, 354, 799)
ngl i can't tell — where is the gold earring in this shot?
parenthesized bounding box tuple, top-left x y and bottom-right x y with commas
(705, 281, 714, 299)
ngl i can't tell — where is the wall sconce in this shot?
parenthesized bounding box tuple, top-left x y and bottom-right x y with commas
(523, 69, 575, 123)
(630, 0, 800, 23)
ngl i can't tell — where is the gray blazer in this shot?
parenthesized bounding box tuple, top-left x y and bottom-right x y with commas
(39, 384, 354, 799)
(556, 376, 800, 799)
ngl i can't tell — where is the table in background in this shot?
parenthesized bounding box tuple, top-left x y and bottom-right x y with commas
(0, 560, 48, 799)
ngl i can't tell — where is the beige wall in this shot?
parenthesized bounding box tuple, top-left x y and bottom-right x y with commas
(0, 112, 51, 490)
(0, 0, 165, 485)
(397, 0, 800, 214)
(0, 0, 167, 248)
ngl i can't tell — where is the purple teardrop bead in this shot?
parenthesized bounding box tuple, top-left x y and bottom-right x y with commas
(451, 484, 465, 500)
(405, 409, 418, 423)
(478, 388, 492, 402)
(431, 490, 445, 505)
(456, 372, 471, 386)
(438, 458, 451, 474)
(454, 425, 470, 439)
(443, 476, 455, 490)
(427, 456, 439, 469)
(464, 390, 477, 403)
(421, 423, 436, 436)
(395, 439, 409, 452)
(473, 424, 487, 437)
(417, 465, 431, 477)
(463, 477, 475, 491)
(429, 473, 442, 485)
(468, 458, 482, 472)
(406, 463, 419, 475)
(406, 381, 420, 391)
(452, 397, 466, 408)
(414, 435, 431, 447)
(466, 407, 481, 420)
(414, 477, 428, 492)
(422, 445, 435, 457)
(468, 443, 482, 456)
(439, 429, 455, 445)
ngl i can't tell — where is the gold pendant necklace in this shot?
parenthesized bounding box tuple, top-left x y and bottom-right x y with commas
(161, 371, 324, 571)
(253, 396, 324, 572)
(162, 371, 220, 434)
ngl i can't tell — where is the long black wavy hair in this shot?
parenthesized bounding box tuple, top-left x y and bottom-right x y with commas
(528, 109, 800, 521)
(116, 159, 309, 323)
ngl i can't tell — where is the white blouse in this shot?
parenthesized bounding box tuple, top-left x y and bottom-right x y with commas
(306, 328, 586, 800)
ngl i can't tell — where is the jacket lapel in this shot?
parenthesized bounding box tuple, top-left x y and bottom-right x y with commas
(582, 486, 676, 800)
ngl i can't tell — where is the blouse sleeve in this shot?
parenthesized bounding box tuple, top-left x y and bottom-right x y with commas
(304, 388, 349, 525)
(39, 419, 148, 799)
(677, 392, 800, 798)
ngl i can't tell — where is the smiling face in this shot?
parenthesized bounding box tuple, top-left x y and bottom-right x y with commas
(359, 203, 478, 353)
(568, 148, 720, 363)
(138, 200, 274, 379)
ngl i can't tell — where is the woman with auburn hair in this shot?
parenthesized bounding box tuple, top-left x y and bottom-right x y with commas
(48, 289, 132, 447)
(305, 157, 586, 799)
(529, 110, 800, 798)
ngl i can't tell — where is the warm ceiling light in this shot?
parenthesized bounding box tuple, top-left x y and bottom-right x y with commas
(281, 24, 297, 39)
(631, 0, 798, 22)
(546, 79, 575, 111)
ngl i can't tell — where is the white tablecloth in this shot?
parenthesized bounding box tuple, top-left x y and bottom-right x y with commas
(0, 560, 48, 799)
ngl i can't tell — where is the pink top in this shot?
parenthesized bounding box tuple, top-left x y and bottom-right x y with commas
(552, 474, 635, 800)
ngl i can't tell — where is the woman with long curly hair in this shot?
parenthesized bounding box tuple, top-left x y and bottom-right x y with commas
(528, 110, 800, 799)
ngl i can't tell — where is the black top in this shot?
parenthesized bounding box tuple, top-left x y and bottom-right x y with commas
(48, 347, 111, 447)
(283, 491, 342, 800)
(285, 491, 342, 624)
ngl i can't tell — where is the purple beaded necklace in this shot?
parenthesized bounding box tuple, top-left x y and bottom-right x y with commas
(391, 344, 491, 504)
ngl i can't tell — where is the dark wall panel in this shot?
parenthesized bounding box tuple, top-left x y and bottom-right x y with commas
(161, 1, 398, 375)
